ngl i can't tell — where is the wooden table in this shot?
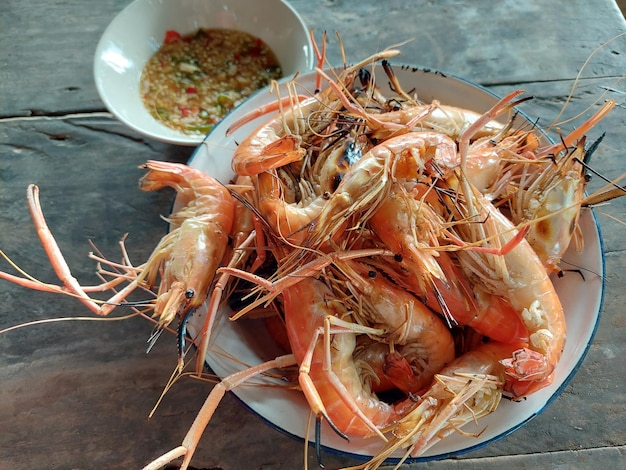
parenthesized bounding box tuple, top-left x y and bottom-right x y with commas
(1, 1, 625, 469)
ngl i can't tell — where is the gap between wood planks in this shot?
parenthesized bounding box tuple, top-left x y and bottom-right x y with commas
(378, 445, 626, 469)
(0, 111, 113, 122)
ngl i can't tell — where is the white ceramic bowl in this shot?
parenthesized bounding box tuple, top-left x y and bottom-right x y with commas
(94, 0, 314, 146)
(183, 67, 604, 463)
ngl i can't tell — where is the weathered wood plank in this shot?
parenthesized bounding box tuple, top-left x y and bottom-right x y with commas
(387, 446, 626, 469)
(0, 116, 356, 469)
(1, 0, 625, 117)
(0, 96, 624, 468)
(0, 1, 625, 469)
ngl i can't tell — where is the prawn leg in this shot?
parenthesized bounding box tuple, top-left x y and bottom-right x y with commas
(192, 230, 257, 374)
(310, 29, 327, 92)
(225, 94, 310, 136)
(315, 67, 418, 132)
(0, 185, 103, 314)
(537, 100, 615, 157)
(218, 248, 394, 320)
(224, 28, 328, 136)
(0, 252, 124, 296)
(444, 223, 531, 256)
(142, 354, 298, 470)
(26, 185, 99, 312)
(299, 314, 390, 441)
(458, 90, 529, 165)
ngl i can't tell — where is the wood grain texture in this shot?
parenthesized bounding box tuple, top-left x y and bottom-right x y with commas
(2, 0, 626, 116)
(0, 1, 625, 469)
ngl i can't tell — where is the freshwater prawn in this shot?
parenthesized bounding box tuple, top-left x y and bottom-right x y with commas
(369, 182, 529, 344)
(216, 246, 454, 445)
(1, 34, 622, 470)
(282, 276, 412, 439)
(495, 100, 616, 272)
(315, 62, 511, 143)
(307, 131, 459, 248)
(0, 161, 251, 373)
(93, 161, 242, 371)
(254, 121, 372, 245)
(437, 178, 566, 398)
(229, 47, 402, 177)
(351, 340, 519, 469)
(333, 258, 456, 395)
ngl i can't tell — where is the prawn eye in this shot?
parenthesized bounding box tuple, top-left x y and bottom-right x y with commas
(394, 253, 403, 262)
(185, 289, 195, 299)
(367, 270, 377, 278)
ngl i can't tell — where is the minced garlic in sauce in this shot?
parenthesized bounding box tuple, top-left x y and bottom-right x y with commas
(140, 28, 282, 136)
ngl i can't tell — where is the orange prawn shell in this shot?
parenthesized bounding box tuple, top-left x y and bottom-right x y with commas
(139, 160, 236, 321)
(282, 278, 408, 435)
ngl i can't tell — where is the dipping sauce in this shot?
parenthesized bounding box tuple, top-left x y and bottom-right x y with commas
(140, 28, 282, 135)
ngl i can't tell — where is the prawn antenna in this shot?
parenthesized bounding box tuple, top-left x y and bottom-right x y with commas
(146, 327, 164, 354)
(577, 134, 626, 207)
(315, 417, 325, 468)
(582, 131, 606, 164)
(176, 306, 199, 371)
(314, 413, 349, 468)
(556, 258, 603, 282)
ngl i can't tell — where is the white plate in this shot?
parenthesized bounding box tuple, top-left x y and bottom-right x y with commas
(94, 0, 314, 146)
(184, 67, 604, 463)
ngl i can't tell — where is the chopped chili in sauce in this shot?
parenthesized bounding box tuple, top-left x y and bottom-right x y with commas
(140, 28, 282, 136)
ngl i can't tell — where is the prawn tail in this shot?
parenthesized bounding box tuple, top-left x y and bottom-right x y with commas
(363, 369, 503, 468)
(499, 347, 554, 398)
(382, 352, 426, 396)
(407, 373, 502, 457)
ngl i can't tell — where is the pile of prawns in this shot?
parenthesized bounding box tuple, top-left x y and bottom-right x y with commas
(1, 34, 624, 470)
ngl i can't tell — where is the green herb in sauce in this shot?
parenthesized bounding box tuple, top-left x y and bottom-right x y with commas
(140, 28, 283, 136)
